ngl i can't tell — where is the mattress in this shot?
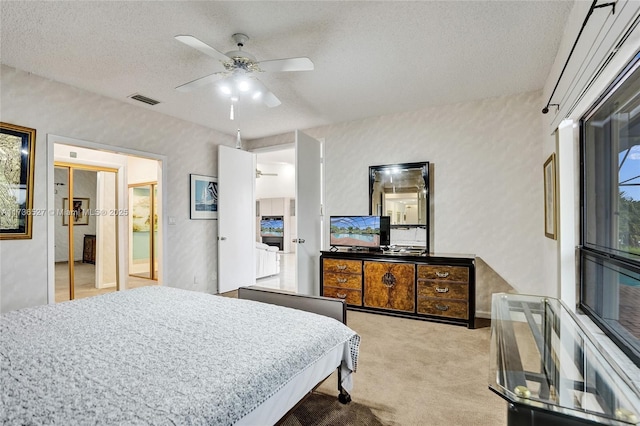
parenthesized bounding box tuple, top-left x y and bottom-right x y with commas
(1, 286, 360, 425)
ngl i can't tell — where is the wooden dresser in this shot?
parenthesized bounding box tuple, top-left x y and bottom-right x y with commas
(320, 250, 475, 328)
(83, 234, 96, 264)
(322, 258, 363, 306)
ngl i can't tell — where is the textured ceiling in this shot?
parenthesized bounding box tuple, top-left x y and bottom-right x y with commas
(0, 1, 573, 140)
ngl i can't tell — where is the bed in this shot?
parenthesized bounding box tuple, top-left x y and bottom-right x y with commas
(1, 285, 360, 425)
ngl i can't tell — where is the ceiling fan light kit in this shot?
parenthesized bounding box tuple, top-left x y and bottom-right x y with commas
(175, 32, 314, 112)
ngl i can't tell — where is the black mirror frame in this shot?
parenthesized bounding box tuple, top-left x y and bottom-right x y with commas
(369, 162, 430, 251)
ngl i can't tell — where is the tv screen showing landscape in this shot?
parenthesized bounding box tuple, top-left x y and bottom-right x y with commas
(330, 216, 381, 248)
(260, 219, 284, 237)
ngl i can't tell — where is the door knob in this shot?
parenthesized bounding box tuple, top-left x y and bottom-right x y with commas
(298, 238, 305, 244)
(218, 236, 227, 241)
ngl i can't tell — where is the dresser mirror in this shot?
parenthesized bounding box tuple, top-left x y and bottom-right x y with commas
(369, 162, 430, 251)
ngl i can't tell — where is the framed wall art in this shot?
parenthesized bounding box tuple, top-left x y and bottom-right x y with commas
(0, 122, 36, 239)
(190, 174, 218, 220)
(62, 198, 90, 226)
(543, 153, 557, 240)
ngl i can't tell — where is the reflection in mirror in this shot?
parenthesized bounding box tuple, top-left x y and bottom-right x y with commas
(369, 162, 429, 251)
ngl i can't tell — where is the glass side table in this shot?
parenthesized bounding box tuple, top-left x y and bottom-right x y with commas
(489, 293, 640, 426)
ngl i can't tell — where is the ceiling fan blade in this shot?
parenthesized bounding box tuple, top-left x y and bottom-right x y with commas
(262, 91, 281, 108)
(175, 35, 230, 63)
(175, 72, 224, 92)
(258, 57, 314, 72)
(252, 78, 281, 107)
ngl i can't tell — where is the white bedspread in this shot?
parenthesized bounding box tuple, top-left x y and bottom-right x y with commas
(1, 286, 360, 425)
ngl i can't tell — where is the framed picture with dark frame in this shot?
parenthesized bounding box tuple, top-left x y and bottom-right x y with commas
(62, 198, 90, 226)
(544, 153, 557, 240)
(0, 122, 36, 239)
(190, 174, 218, 220)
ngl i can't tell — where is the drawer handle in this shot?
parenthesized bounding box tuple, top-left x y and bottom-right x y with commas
(436, 271, 449, 278)
(336, 265, 347, 271)
(336, 292, 347, 299)
(336, 278, 348, 284)
(435, 286, 449, 293)
(382, 271, 396, 288)
(435, 303, 449, 311)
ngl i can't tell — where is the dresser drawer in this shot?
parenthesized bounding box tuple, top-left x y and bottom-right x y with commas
(417, 297, 468, 319)
(322, 286, 362, 306)
(417, 280, 468, 300)
(323, 258, 362, 274)
(323, 271, 362, 289)
(417, 265, 469, 282)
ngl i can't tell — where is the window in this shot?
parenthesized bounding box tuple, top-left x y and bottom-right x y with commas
(580, 51, 640, 366)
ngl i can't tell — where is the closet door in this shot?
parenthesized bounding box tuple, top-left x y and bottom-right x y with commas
(94, 170, 118, 293)
(54, 166, 71, 302)
(54, 164, 119, 301)
(129, 183, 158, 280)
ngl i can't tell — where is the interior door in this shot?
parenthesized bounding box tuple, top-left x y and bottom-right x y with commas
(53, 164, 118, 301)
(218, 145, 256, 293)
(295, 131, 322, 296)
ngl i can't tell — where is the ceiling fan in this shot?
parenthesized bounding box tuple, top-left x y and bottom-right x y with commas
(175, 33, 314, 108)
(256, 169, 278, 178)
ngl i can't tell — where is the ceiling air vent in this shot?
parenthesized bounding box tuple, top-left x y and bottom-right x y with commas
(129, 93, 160, 106)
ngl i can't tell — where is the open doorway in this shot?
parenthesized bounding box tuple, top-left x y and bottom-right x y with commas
(254, 146, 296, 292)
(218, 131, 321, 295)
(49, 139, 163, 303)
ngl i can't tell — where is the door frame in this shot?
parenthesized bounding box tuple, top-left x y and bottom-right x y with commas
(251, 136, 325, 295)
(47, 134, 167, 304)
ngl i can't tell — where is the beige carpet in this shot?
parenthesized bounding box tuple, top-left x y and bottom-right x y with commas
(281, 391, 385, 425)
(287, 311, 507, 426)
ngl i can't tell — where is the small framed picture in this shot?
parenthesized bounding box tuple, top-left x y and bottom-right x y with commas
(190, 174, 218, 220)
(543, 153, 557, 240)
(63, 198, 90, 226)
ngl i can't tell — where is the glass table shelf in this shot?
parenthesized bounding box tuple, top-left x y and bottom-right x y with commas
(489, 293, 640, 426)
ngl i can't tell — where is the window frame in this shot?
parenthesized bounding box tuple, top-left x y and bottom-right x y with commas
(579, 51, 640, 367)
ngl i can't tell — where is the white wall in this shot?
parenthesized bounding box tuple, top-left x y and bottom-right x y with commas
(255, 163, 295, 199)
(128, 156, 159, 185)
(248, 90, 544, 297)
(0, 65, 234, 312)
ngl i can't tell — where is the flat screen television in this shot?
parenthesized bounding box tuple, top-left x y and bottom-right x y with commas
(330, 216, 390, 250)
(260, 217, 284, 237)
